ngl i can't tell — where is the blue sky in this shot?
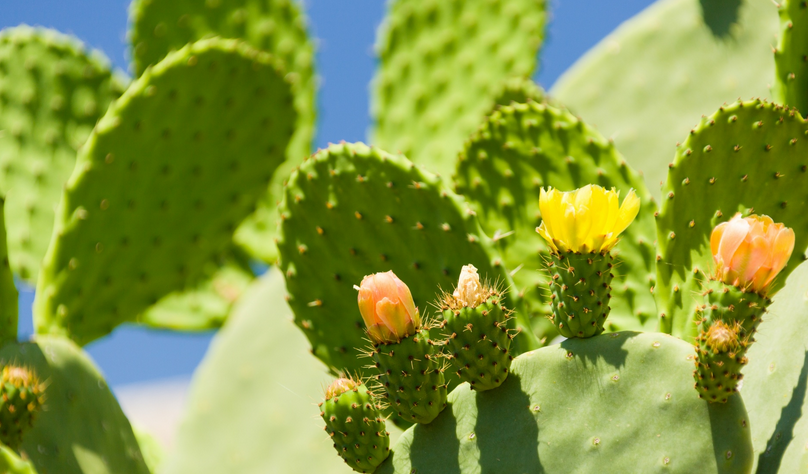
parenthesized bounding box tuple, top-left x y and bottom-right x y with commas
(1, 0, 656, 386)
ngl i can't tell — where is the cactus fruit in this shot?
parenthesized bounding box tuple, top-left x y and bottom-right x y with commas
(655, 99, 808, 340)
(0, 197, 17, 345)
(438, 265, 513, 391)
(0, 366, 44, 450)
(0, 27, 126, 282)
(376, 331, 754, 474)
(33, 38, 295, 345)
(372, 0, 548, 177)
(454, 102, 658, 342)
(551, 0, 779, 197)
(129, 0, 317, 263)
(774, 0, 808, 115)
(277, 142, 532, 380)
(320, 377, 390, 473)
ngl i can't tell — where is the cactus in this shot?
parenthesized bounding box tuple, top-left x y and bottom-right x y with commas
(129, 0, 316, 263)
(774, 0, 808, 115)
(371, 0, 548, 177)
(0, 197, 17, 345)
(0, 445, 37, 474)
(0, 365, 44, 450)
(33, 38, 295, 345)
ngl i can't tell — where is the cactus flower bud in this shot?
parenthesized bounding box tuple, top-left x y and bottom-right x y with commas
(325, 377, 359, 400)
(536, 184, 640, 253)
(704, 320, 741, 354)
(356, 271, 420, 344)
(452, 264, 486, 308)
(710, 213, 795, 294)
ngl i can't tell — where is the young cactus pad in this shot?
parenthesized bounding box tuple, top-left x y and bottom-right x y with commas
(454, 102, 657, 340)
(551, 0, 779, 197)
(376, 332, 753, 474)
(0, 365, 44, 450)
(0, 26, 125, 282)
(371, 0, 547, 177)
(129, 0, 317, 263)
(277, 142, 529, 377)
(0, 336, 149, 474)
(774, 0, 808, 115)
(33, 38, 295, 345)
(0, 197, 17, 345)
(655, 100, 808, 340)
(0, 445, 37, 474)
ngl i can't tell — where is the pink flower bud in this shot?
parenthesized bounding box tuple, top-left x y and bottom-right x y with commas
(710, 213, 795, 294)
(356, 271, 420, 344)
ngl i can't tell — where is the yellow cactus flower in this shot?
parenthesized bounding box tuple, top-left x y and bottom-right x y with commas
(711, 213, 795, 294)
(355, 271, 420, 344)
(535, 185, 640, 253)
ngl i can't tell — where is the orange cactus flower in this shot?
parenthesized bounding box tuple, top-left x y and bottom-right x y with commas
(711, 213, 795, 294)
(355, 271, 420, 344)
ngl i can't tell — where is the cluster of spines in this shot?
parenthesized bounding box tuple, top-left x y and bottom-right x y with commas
(0, 365, 45, 450)
(545, 251, 614, 338)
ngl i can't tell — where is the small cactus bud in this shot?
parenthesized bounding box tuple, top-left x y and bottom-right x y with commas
(705, 320, 741, 353)
(0, 365, 45, 450)
(535, 184, 640, 253)
(355, 271, 420, 344)
(326, 377, 359, 400)
(452, 264, 486, 308)
(710, 213, 795, 294)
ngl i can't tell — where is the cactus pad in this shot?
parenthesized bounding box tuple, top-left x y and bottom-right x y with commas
(774, 0, 808, 115)
(0, 365, 44, 450)
(32, 38, 295, 345)
(277, 142, 529, 378)
(0, 445, 37, 474)
(454, 102, 658, 341)
(371, 328, 447, 424)
(377, 331, 753, 474)
(655, 100, 808, 340)
(129, 0, 317, 263)
(0, 336, 149, 474)
(371, 0, 547, 177)
(552, 0, 779, 198)
(0, 26, 125, 282)
(321, 379, 390, 473)
(0, 197, 17, 345)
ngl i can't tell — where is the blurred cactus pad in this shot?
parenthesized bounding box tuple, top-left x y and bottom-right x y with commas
(3, 0, 808, 473)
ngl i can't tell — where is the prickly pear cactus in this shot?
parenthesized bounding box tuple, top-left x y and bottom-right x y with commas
(129, 0, 317, 263)
(0, 197, 17, 345)
(454, 102, 658, 341)
(372, 0, 548, 177)
(33, 38, 295, 345)
(774, 0, 808, 115)
(655, 100, 808, 340)
(0, 336, 149, 474)
(0, 445, 37, 474)
(377, 331, 753, 474)
(552, 0, 779, 197)
(277, 142, 534, 379)
(0, 26, 125, 282)
(0, 365, 44, 450)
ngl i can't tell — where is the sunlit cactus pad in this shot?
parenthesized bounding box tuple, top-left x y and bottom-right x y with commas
(0, 196, 17, 341)
(0, 336, 149, 474)
(33, 38, 295, 345)
(372, 0, 547, 177)
(454, 102, 657, 340)
(277, 142, 527, 376)
(656, 99, 808, 339)
(0, 26, 125, 282)
(378, 331, 753, 474)
(129, 0, 317, 263)
(774, 0, 808, 115)
(0, 445, 37, 474)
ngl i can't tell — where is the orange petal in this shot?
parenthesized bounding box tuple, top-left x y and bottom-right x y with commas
(718, 215, 749, 269)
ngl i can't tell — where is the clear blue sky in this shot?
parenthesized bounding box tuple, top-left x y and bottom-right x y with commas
(1, 0, 655, 386)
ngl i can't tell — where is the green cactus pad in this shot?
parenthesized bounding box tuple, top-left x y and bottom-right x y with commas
(129, 0, 317, 264)
(0, 197, 17, 345)
(552, 0, 779, 199)
(0, 366, 45, 450)
(490, 77, 545, 109)
(371, 0, 547, 177)
(546, 251, 614, 339)
(33, 38, 295, 345)
(0, 336, 149, 474)
(775, 0, 808, 115)
(0, 445, 37, 474)
(372, 328, 447, 424)
(439, 294, 513, 391)
(132, 426, 165, 474)
(277, 142, 532, 379)
(655, 99, 808, 340)
(736, 261, 808, 472)
(0, 26, 126, 282)
(137, 246, 254, 331)
(454, 102, 658, 341)
(161, 269, 361, 474)
(321, 381, 390, 473)
(377, 331, 753, 474)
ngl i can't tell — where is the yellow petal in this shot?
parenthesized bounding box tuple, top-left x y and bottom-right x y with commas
(612, 189, 640, 237)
